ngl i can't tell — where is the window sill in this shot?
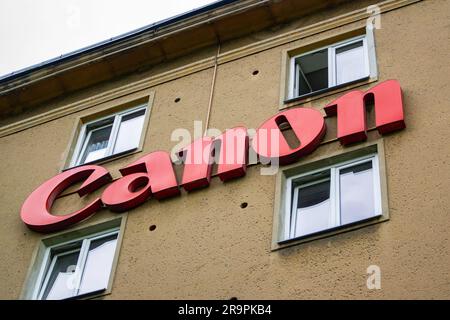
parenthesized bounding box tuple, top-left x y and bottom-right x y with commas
(62, 288, 107, 300)
(271, 214, 388, 251)
(62, 147, 141, 172)
(281, 76, 376, 110)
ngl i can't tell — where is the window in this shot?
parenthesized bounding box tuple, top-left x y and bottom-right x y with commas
(281, 154, 382, 242)
(34, 228, 119, 300)
(71, 105, 147, 166)
(288, 35, 373, 99)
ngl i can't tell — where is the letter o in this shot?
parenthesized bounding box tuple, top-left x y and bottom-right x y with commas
(251, 107, 326, 165)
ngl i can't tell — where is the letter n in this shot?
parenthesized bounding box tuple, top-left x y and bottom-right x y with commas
(324, 79, 405, 145)
(215, 126, 248, 182)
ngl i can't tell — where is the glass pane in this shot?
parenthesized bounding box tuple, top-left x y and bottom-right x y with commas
(113, 109, 146, 154)
(339, 161, 377, 225)
(78, 234, 118, 295)
(296, 49, 328, 95)
(335, 40, 367, 85)
(80, 125, 113, 164)
(294, 180, 331, 237)
(43, 250, 80, 300)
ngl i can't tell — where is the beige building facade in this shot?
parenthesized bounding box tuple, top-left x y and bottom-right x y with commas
(0, 0, 449, 299)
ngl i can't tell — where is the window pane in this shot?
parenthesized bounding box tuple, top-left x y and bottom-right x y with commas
(113, 109, 145, 154)
(80, 125, 113, 164)
(339, 161, 377, 225)
(335, 40, 367, 85)
(294, 180, 331, 237)
(78, 234, 118, 295)
(43, 250, 80, 300)
(296, 49, 328, 95)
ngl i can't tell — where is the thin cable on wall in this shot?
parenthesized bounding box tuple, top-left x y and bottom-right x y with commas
(204, 43, 221, 137)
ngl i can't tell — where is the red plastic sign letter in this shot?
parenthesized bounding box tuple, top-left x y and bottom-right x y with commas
(179, 136, 215, 191)
(324, 79, 405, 145)
(215, 127, 248, 182)
(102, 151, 180, 211)
(251, 108, 326, 165)
(20, 165, 111, 233)
(120, 151, 180, 199)
(101, 173, 152, 212)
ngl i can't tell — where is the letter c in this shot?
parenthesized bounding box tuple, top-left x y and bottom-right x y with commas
(20, 165, 111, 233)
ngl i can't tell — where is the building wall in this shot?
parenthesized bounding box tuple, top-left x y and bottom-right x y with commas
(0, 0, 449, 299)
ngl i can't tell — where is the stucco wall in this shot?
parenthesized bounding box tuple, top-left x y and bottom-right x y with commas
(0, 0, 449, 299)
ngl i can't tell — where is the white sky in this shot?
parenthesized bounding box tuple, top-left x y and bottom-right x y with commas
(0, 0, 217, 77)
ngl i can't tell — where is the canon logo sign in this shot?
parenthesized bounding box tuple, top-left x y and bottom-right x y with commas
(20, 80, 405, 233)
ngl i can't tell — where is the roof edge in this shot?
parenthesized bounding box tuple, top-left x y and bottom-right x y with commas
(0, 0, 239, 83)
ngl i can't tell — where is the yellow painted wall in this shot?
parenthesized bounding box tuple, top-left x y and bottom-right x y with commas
(0, 0, 449, 299)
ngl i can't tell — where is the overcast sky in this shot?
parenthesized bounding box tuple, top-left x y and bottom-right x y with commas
(0, 0, 217, 77)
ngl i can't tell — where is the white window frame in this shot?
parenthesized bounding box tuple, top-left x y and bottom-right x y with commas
(288, 34, 373, 99)
(282, 153, 382, 242)
(70, 104, 147, 167)
(32, 228, 120, 300)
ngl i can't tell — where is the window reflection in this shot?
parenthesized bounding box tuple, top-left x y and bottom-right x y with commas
(339, 161, 377, 225)
(81, 125, 113, 164)
(284, 155, 381, 242)
(293, 179, 331, 237)
(43, 250, 80, 300)
(78, 236, 118, 295)
(113, 109, 146, 154)
(335, 40, 366, 85)
(40, 232, 119, 300)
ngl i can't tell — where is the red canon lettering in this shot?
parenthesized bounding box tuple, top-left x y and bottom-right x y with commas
(215, 126, 248, 182)
(179, 136, 215, 192)
(102, 151, 179, 211)
(20, 165, 111, 233)
(20, 80, 406, 233)
(251, 108, 326, 165)
(101, 173, 152, 212)
(324, 79, 405, 145)
(120, 151, 180, 199)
